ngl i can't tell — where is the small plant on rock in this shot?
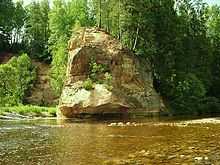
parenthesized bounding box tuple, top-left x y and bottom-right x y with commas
(104, 72, 113, 91)
(82, 78, 94, 91)
(82, 57, 113, 91)
(89, 57, 107, 82)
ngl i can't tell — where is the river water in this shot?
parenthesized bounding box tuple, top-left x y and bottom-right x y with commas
(1, 117, 220, 165)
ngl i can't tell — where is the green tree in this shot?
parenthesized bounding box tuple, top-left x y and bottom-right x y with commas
(50, 38, 68, 96)
(206, 6, 220, 99)
(170, 73, 206, 114)
(9, 53, 36, 100)
(11, 0, 26, 51)
(0, 0, 14, 50)
(25, 0, 50, 61)
(0, 53, 36, 106)
(49, 0, 94, 96)
(0, 64, 19, 106)
(12, 1, 26, 43)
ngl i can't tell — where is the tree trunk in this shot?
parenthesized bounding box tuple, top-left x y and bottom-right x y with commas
(99, 0, 102, 28)
(133, 26, 139, 51)
(118, 0, 121, 40)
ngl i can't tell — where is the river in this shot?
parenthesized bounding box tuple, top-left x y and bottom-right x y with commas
(0, 117, 220, 165)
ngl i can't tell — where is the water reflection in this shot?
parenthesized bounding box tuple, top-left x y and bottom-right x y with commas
(0, 118, 220, 164)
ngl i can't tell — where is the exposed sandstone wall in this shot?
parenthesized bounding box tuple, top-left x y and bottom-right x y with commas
(58, 28, 164, 118)
(25, 60, 58, 106)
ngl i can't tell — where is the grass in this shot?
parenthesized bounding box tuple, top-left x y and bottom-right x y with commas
(0, 105, 57, 117)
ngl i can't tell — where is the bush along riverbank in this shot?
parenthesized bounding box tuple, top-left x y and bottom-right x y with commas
(0, 53, 36, 106)
(0, 105, 57, 119)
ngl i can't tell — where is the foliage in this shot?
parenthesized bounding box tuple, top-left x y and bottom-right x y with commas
(0, 0, 21, 50)
(104, 72, 113, 91)
(0, 54, 36, 106)
(0, 105, 57, 117)
(49, 39, 68, 96)
(169, 73, 206, 114)
(206, 5, 220, 99)
(0, 64, 19, 106)
(82, 58, 112, 91)
(82, 78, 94, 91)
(104, 72, 113, 86)
(9, 53, 36, 99)
(25, 0, 51, 61)
(89, 57, 107, 82)
(48, 0, 94, 48)
(198, 97, 220, 114)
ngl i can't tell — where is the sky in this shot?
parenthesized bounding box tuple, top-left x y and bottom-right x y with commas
(204, 0, 220, 5)
(14, 0, 220, 6)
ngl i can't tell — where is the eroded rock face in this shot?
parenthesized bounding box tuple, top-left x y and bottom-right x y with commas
(58, 28, 164, 118)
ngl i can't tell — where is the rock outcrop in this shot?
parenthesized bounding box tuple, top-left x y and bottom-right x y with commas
(25, 60, 58, 106)
(58, 28, 164, 118)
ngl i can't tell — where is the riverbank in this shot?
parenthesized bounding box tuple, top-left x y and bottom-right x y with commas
(0, 105, 57, 119)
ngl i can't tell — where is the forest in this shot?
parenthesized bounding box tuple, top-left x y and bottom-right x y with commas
(1, 0, 220, 115)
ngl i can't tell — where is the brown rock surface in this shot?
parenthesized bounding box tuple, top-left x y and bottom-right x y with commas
(58, 28, 164, 118)
(0, 52, 13, 64)
(25, 60, 58, 106)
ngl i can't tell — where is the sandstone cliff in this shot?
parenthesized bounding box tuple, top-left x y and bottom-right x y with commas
(25, 60, 58, 106)
(58, 28, 164, 118)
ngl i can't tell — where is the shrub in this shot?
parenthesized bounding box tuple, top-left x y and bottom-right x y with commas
(89, 57, 107, 82)
(175, 73, 206, 98)
(0, 65, 20, 106)
(82, 78, 93, 90)
(198, 97, 220, 114)
(170, 73, 206, 114)
(104, 72, 113, 90)
(82, 57, 113, 91)
(9, 53, 36, 99)
(0, 53, 36, 106)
